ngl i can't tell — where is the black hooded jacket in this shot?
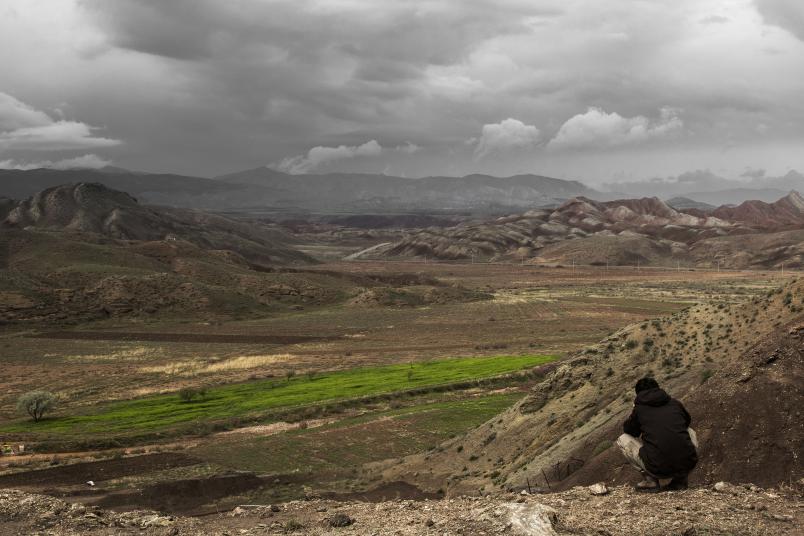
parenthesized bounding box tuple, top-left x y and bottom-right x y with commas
(623, 387, 698, 477)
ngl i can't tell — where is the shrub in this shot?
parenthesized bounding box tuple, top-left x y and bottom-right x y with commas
(593, 440, 612, 456)
(17, 391, 57, 422)
(178, 387, 207, 403)
(283, 519, 304, 532)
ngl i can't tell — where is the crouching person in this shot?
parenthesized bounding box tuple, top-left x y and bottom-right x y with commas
(617, 377, 698, 491)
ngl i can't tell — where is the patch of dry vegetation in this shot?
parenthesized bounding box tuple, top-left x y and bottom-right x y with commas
(140, 354, 295, 376)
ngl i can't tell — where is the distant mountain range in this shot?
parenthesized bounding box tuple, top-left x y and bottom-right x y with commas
(216, 167, 604, 211)
(0, 166, 801, 213)
(0, 167, 602, 213)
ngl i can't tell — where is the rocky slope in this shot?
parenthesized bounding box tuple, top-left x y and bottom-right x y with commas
(2, 182, 311, 265)
(1, 483, 801, 535)
(712, 190, 804, 229)
(375, 278, 803, 495)
(376, 193, 804, 268)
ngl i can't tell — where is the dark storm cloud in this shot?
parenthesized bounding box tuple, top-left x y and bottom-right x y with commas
(81, 0, 562, 64)
(2, 1, 804, 179)
(755, 0, 804, 41)
(71, 0, 567, 174)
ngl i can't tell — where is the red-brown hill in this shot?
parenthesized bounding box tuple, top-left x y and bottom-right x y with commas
(711, 191, 804, 229)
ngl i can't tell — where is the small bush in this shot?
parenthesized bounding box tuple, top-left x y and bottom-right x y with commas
(593, 440, 612, 456)
(178, 387, 207, 403)
(283, 519, 304, 532)
(700, 369, 714, 384)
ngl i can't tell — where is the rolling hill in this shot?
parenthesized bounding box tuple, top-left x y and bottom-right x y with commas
(373, 192, 804, 269)
(0, 183, 489, 325)
(2, 182, 311, 266)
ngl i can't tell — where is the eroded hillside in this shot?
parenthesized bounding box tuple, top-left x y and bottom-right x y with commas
(376, 193, 804, 268)
(375, 278, 803, 494)
(2, 182, 311, 265)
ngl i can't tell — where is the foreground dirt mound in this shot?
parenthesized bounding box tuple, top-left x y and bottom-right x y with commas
(377, 278, 803, 494)
(1, 484, 800, 535)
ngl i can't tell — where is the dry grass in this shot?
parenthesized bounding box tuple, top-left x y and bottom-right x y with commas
(492, 289, 556, 304)
(62, 347, 153, 362)
(139, 353, 295, 376)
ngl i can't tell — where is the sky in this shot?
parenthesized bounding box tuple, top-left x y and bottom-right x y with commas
(0, 0, 803, 188)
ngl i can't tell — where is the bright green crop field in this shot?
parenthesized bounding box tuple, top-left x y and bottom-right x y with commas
(2, 354, 556, 439)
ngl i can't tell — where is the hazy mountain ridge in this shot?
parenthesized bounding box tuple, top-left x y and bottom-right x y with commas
(605, 169, 804, 204)
(217, 167, 606, 211)
(0, 167, 604, 213)
(666, 197, 717, 211)
(1, 167, 801, 213)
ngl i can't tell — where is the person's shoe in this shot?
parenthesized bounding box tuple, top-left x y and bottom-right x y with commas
(667, 475, 689, 491)
(635, 475, 660, 491)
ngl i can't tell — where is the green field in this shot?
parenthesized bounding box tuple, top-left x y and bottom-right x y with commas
(2, 354, 555, 438)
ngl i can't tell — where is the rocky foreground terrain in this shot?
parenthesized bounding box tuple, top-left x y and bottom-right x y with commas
(1, 482, 801, 535)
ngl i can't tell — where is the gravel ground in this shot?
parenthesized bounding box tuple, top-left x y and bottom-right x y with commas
(2, 481, 802, 535)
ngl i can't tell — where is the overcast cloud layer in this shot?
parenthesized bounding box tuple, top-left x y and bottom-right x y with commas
(1, 0, 803, 186)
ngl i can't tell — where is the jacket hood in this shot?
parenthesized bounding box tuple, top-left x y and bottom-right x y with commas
(635, 387, 671, 407)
